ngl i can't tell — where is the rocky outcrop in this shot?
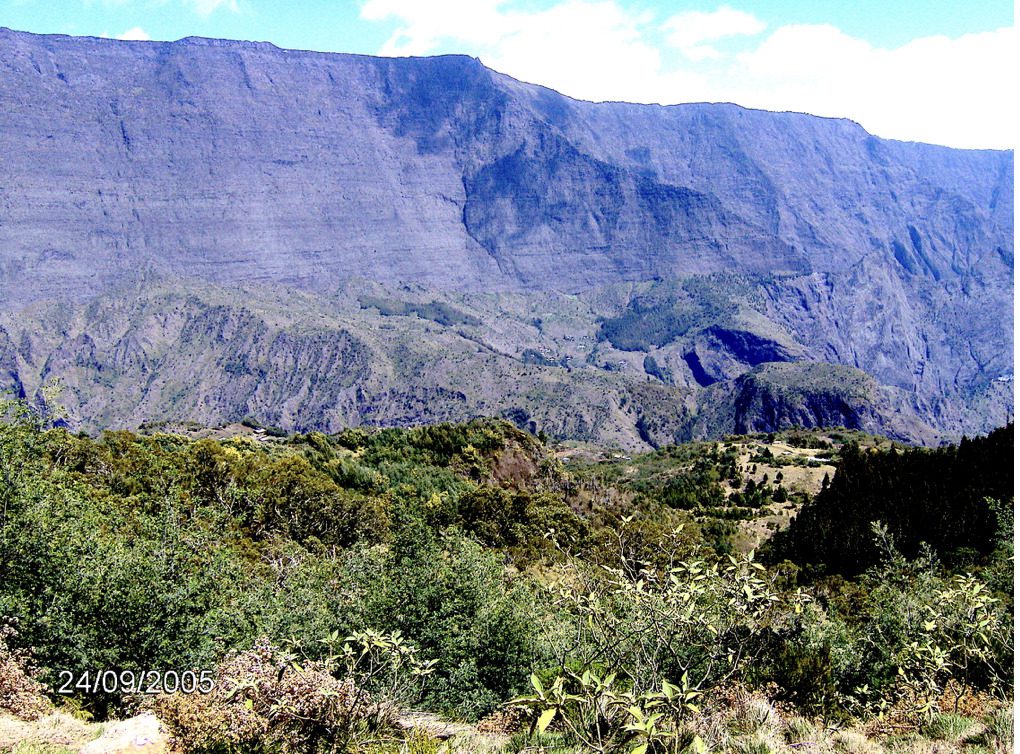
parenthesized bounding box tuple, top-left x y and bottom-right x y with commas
(683, 325, 803, 386)
(689, 363, 938, 444)
(0, 328, 26, 400)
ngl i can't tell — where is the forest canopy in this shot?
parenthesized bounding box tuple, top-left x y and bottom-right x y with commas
(0, 400, 1013, 753)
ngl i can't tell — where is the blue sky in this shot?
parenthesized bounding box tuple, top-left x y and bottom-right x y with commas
(0, 1, 1014, 148)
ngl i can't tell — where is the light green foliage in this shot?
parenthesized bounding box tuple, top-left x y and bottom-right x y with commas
(732, 734, 779, 754)
(400, 728, 445, 754)
(783, 716, 818, 744)
(546, 520, 795, 694)
(976, 707, 1013, 754)
(894, 573, 1011, 717)
(504, 728, 576, 753)
(327, 629, 437, 714)
(920, 712, 979, 742)
(512, 670, 705, 754)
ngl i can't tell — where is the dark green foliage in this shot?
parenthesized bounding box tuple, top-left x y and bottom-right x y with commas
(334, 417, 533, 467)
(642, 354, 671, 383)
(701, 518, 737, 555)
(755, 543, 1013, 718)
(248, 455, 387, 546)
(368, 532, 538, 719)
(598, 299, 711, 351)
(359, 295, 481, 327)
(659, 465, 726, 511)
(0, 408, 555, 719)
(728, 478, 771, 509)
(456, 486, 584, 555)
(0, 400, 1014, 728)
(597, 279, 733, 351)
(784, 431, 836, 450)
(760, 634, 841, 714)
(768, 425, 1013, 575)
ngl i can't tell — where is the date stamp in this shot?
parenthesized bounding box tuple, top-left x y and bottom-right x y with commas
(56, 669, 215, 695)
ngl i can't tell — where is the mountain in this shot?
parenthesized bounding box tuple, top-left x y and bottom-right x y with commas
(0, 28, 1013, 447)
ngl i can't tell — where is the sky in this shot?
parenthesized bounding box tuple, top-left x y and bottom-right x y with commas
(0, 1, 1014, 149)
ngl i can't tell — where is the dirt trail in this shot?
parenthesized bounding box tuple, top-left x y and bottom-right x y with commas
(2, 711, 506, 752)
(81, 713, 165, 754)
(0, 712, 165, 754)
(399, 711, 508, 752)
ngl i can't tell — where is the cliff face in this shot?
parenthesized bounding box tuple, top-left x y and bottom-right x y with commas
(0, 29, 1012, 444)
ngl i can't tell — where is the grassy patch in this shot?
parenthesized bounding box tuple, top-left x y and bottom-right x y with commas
(923, 713, 981, 742)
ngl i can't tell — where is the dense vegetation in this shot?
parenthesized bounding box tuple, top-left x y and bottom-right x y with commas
(359, 296, 482, 328)
(767, 426, 1014, 576)
(597, 279, 735, 351)
(0, 399, 1013, 753)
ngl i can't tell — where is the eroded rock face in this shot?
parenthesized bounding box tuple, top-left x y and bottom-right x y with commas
(0, 327, 26, 400)
(0, 29, 1012, 443)
(1, 29, 1010, 299)
(684, 326, 803, 387)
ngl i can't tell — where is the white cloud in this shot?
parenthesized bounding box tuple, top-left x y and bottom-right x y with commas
(663, 5, 766, 61)
(116, 26, 151, 41)
(360, 0, 1016, 148)
(361, 0, 508, 55)
(723, 24, 1017, 149)
(361, 0, 693, 103)
(484, 1, 672, 104)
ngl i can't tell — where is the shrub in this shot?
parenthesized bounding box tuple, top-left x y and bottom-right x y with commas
(0, 622, 50, 721)
(758, 602, 851, 716)
(783, 716, 819, 745)
(731, 696, 783, 737)
(889, 570, 1012, 717)
(250, 455, 388, 547)
(545, 520, 797, 695)
(154, 633, 433, 754)
(512, 670, 706, 754)
(733, 733, 781, 754)
(371, 533, 538, 719)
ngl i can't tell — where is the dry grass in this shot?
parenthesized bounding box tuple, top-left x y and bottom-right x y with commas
(0, 712, 94, 751)
(832, 729, 884, 754)
(974, 708, 1014, 754)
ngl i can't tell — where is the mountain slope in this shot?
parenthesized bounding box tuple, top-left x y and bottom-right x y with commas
(0, 29, 1012, 444)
